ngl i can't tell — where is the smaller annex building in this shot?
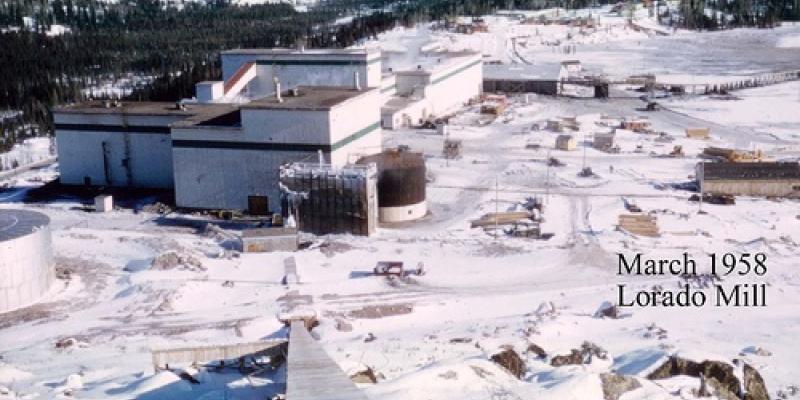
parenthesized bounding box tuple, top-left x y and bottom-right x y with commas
(54, 101, 206, 188)
(380, 52, 483, 129)
(697, 161, 800, 197)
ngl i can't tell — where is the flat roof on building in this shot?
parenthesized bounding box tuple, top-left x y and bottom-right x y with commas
(222, 48, 379, 56)
(702, 162, 800, 181)
(243, 86, 371, 111)
(55, 101, 237, 120)
(389, 51, 480, 76)
(0, 209, 49, 242)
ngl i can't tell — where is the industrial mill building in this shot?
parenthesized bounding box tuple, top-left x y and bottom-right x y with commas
(54, 47, 482, 226)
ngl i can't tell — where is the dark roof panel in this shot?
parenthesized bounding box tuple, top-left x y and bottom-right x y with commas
(701, 162, 800, 181)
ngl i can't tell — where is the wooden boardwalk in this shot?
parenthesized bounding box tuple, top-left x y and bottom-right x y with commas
(286, 320, 369, 400)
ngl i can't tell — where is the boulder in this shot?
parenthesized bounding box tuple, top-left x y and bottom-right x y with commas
(490, 347, 526, 379)
(594, 301, 619, 319)
(525, 343, 547, 359)
(743, 363, 769, 400)
(350, 366, 378, 384)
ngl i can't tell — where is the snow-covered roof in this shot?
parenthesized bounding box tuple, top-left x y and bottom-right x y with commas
(0, 209, 49, 241)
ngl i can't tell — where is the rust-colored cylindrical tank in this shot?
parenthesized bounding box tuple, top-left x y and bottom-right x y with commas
(357, 148, 426, 222)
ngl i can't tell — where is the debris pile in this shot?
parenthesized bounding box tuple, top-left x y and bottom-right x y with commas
(550, 341, 608, 367)
(150, 251, 205, 271)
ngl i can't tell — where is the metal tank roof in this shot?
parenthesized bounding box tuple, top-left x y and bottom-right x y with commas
(0, 209, 50, 242)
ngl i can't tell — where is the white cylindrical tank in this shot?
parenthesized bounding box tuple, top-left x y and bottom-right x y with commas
(0, 209, 55, 313)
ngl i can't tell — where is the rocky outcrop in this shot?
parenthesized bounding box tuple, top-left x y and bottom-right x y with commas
(647, 356, 769, 400)
(600, 373, 641, 400)
(491, 347, 526, 379)
(743, 363, 769, 400)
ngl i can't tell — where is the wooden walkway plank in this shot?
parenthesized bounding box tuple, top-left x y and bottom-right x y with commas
(286, 320, 369, 400)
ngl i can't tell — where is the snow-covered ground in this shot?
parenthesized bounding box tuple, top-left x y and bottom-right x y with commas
(369, 6, 800, 80)
(0, 137, 54, 173)
(664, 80, 800, 143)
(2, 7, 800, 400)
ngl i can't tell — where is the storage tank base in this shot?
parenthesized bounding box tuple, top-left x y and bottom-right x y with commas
(379, 201, 427, 223)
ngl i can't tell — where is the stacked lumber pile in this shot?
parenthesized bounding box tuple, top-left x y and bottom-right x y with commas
(702, 147, 763, 162)
(618, 214, 659, 237)
(471, 211, 531, 228)
(685, 127, 710, 139)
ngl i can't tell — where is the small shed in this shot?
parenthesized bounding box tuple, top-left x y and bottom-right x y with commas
(686, 127, 710, 139)
(546, 119, 563, 132)
(593, 133, 615, 151)
(622, 118, 651, 133)
(242, 227, 299, 253)
(95, 195, 113, 213)
(555, 135, 576, 151)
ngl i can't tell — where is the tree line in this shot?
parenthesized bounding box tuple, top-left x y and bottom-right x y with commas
(0, 0, 797, 153)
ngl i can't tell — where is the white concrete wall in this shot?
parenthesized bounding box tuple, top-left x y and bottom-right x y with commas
(703, 180, 800, 197)
(172, 89, 382, 211)
(173, 146, 321, 210)
(0, 226, 54, 313)
(394, 73, 429, 97)
(424, 55, 483, 115)
(221, 51, 381, 98)
(379, 74, 397, 102)
(328, 90, 382, 159)
(380, 200, 427, 222)
(241, 109, 331, 144)
(197, 81, 225, 103)
(381, 98, 432, 129)
(54, 113, 179, 188)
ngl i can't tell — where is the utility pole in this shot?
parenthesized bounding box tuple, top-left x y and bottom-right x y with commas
(546, 150, 551, 204)
(495, 176, 499, 239)
(698, 162, 704, 214)
(582, 131, 587, 170)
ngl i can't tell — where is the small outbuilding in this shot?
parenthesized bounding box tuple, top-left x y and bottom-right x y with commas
(555, 135, 576, 151)
(94, 195, 113, 213)
(593, 133, 615, 151)
(697, 162, 800, 198)
(622, 118, 651, 133)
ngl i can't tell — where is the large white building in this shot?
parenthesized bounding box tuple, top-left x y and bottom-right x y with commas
(54, 47, 482, 213)
(172, 86, 381, 210)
